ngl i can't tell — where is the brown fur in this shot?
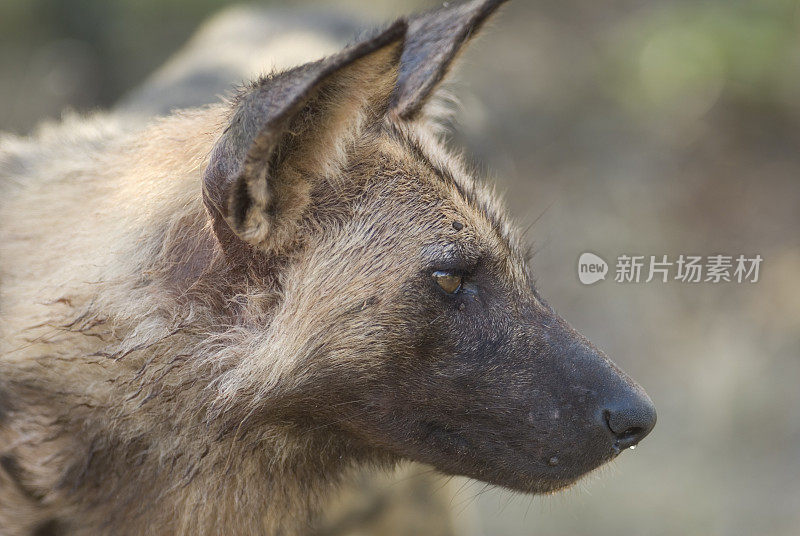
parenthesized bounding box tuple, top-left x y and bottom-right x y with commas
(0, 2, 654, 535)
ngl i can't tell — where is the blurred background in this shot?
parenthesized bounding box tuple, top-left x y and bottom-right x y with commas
(2, 0, 799, 534)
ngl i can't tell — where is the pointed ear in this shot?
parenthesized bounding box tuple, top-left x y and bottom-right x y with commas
(391, 0, 509, 120)
(203, 21, 406, 256)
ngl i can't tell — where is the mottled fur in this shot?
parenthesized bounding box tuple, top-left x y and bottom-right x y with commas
(0, 1, 654, 535)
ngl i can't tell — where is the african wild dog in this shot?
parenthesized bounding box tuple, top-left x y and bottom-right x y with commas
(0, 0, 656, 534)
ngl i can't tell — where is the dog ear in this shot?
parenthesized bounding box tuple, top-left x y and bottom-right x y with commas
(203, 21, 406, 258)
(391, 0, 508, 120)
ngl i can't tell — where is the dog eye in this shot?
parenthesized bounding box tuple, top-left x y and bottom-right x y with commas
(432, 271, 463, 294)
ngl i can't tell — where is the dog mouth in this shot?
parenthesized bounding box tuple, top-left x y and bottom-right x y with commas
(410, 420, 610, 494)
(420, 420, 471, 454)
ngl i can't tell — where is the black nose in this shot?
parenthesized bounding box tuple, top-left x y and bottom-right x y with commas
(602, 389, 657, 450)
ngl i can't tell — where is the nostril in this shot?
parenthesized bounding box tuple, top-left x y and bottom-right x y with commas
(605, 413, 644, 440)
(618, 426, 644, 442)
(602, 395, 657, 450)
(623, 426, 643, 437)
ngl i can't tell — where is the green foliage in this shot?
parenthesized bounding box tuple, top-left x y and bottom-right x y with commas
(603, 1, 800, 117)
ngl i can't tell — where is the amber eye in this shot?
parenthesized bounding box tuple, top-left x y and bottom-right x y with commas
(432, 270, 463, 294)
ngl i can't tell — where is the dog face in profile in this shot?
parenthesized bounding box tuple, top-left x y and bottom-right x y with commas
(203, 0, 655, 494)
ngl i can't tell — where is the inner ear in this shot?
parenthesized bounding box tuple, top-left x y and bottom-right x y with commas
(202, 21, 407, 257)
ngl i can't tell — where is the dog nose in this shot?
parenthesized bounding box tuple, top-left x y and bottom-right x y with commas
(602, 389, 657, 450)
